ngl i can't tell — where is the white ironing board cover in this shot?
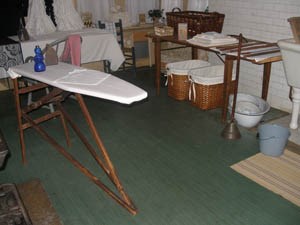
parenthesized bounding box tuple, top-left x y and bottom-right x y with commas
(8, 62, 147, 105)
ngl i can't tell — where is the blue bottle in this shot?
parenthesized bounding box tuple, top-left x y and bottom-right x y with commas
(34, 45, 46, 72)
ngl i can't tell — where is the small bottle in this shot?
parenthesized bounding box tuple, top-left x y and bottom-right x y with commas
(34, 45, 46, 72)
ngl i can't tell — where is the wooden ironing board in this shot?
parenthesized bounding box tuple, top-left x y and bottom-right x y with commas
(8, 62, 148, 215)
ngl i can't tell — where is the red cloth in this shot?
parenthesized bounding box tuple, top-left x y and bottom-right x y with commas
(60, 34, 81, 66)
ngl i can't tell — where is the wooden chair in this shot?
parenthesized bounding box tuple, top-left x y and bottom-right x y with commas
(288, 17, 300, 43)
(98, 19, 136, 75)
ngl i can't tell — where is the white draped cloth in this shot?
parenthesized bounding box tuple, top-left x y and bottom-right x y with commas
(76, 0, 158, 26)
(76, 0, 111, 23)
(25, 0, 56, 37)
(126, 0, 159, 25)
(53, 0, 84, 31)
(187, 0, 209, 11)
(161, 0, 183, 18)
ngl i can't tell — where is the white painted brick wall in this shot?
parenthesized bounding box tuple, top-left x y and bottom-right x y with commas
(209, 0, 300, 112)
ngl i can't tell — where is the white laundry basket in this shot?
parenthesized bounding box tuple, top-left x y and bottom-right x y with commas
(166, 60, 210, 101)
(189, 64, 236, 110)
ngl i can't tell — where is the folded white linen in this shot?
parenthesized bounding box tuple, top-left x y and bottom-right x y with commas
(187, 32, 238, 47)
(54, 69, 110, 85)
(187, 38, 238, 47)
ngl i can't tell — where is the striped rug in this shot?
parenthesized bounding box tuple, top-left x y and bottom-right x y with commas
(231, 149, 300, 207)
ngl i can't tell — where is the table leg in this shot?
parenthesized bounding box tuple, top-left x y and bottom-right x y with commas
(222, 55, 235, 122)
(262, 62, 272, 100)
(154, 38, 161, 95)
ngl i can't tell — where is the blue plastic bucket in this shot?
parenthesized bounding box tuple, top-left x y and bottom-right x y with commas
(258, 124, 290, 157)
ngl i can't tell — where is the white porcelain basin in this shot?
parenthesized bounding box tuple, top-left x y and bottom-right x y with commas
(278, 39, 300, 88)
(228, 93, 270, 128)
(278, 39, 300, 129)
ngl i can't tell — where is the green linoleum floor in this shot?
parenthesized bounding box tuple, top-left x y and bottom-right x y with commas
(0, 68, 299, 225)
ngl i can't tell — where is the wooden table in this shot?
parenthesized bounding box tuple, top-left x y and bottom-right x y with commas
(8, 62, 147, 215)
(147, 34, 282, 122)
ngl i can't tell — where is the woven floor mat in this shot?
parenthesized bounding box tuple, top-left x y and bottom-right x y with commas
(17, 179, 62, 225)
(231, 149, 300, 207)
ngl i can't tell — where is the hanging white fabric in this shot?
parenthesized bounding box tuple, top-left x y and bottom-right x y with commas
(126, 0, 159, 25)
(187, 0, 209, 11)
(25, 0, 56, 37)
(76, 0, 112, 23)
(53, 0, 84, 31)
(161, 0, 183, 19)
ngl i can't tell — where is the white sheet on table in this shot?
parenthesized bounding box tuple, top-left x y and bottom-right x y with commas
(20, 29, 125, 71)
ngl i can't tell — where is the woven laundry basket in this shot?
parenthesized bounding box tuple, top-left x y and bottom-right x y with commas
(166, 60, 210, 101)
(166, 11, 225, 38)
(189, 64, 236, 110)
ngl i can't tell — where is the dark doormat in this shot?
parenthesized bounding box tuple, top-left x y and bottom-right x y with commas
(17, 179, 62, 225)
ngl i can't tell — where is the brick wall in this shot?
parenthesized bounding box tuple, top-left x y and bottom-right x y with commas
(209, 0, 300, 112)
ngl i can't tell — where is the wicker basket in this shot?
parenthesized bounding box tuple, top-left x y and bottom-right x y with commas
(167, 74, 190, 100)
(166, 11, 225, 38)
(189, 65, 236, 110)
(166, 60, 211, 101)
(190, 81, 236, 110)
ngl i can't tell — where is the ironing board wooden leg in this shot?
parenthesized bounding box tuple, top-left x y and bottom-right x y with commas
(21, 110, 137, 215)
(13, 78, 27, 164)
(74, 93, 137, 214)
(12, 81, 137, 214)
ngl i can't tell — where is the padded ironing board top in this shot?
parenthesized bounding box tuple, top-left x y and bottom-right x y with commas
(8, 62, 147, 105)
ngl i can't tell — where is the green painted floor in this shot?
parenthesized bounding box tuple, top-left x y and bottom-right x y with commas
(0, 68, 299, 225)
